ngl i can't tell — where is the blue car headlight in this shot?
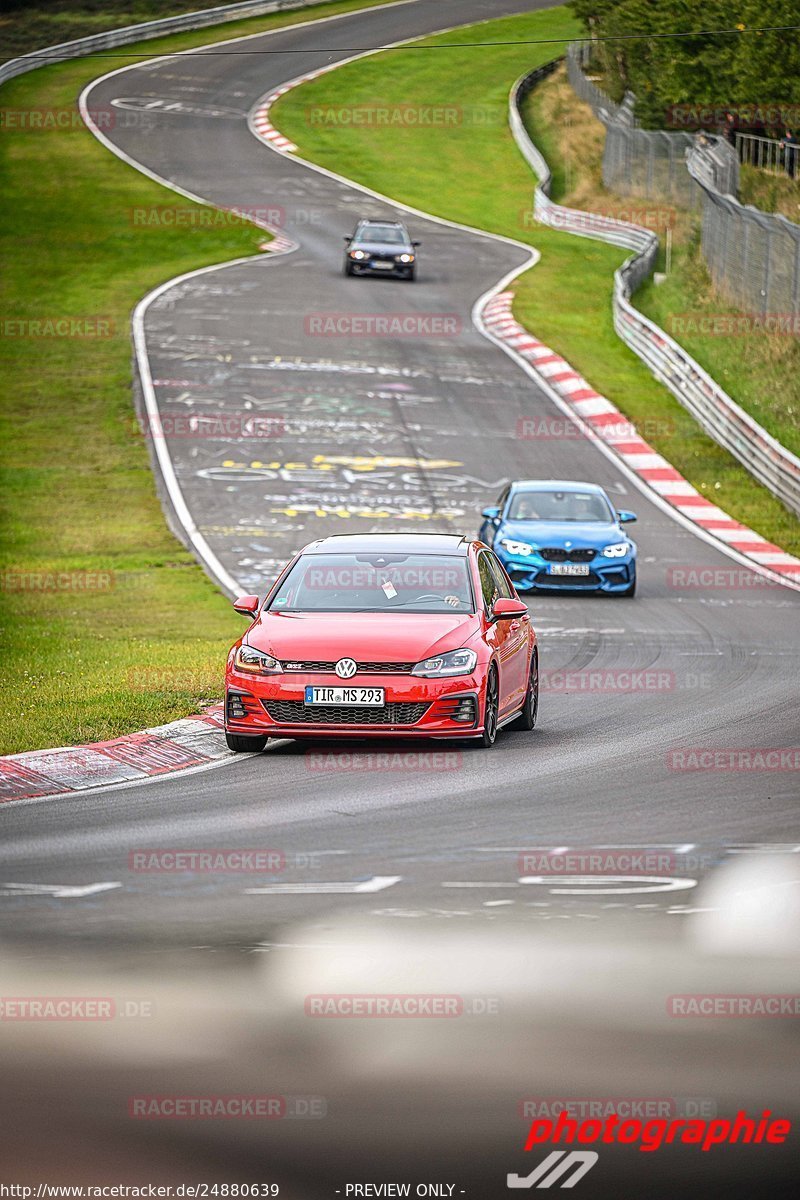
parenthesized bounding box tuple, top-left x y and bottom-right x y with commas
(411, 648, 477, 678)
(499, 538, 534, 557)
(602, 542, 630, 558)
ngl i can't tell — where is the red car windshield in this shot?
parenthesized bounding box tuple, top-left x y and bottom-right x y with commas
(268, 553, 474, 613)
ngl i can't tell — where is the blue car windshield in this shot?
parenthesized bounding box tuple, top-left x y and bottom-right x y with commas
(508, 490, 612, 522)
(268, 553, 475, 613)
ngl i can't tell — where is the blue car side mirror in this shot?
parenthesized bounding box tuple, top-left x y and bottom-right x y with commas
(617, 510, 637, 523)
(482, 506, 501, 521)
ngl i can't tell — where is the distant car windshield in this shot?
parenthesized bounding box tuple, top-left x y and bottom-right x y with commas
(358, 225, 406, 244)
(268, 553, 474, 613)
(508, 489, 612, 523)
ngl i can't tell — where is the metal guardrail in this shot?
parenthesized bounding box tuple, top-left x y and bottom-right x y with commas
(0, 0, 315, 88)
(736, 132, 796, 176)
(510, 64, 800, 519)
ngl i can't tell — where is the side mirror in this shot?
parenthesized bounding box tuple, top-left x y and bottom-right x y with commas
(343, 235, 351, 242)
(491, 597, 528, 622)
(617, 510, 637, 524)
(482, 505, 501, 521)
(412, 241, 421, 247)
(233, 594, 259, 617)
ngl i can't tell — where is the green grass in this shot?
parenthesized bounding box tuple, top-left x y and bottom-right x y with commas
(0, 0, 407, 755)
(272, 9, 800, 559)
(739, 163, 800, 222)
(1, 0, 235, 62)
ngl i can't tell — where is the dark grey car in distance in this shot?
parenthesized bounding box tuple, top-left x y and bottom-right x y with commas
(343, 218, 419, 280)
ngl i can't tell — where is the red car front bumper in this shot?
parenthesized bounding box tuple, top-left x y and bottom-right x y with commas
(224, 668, 485, 740)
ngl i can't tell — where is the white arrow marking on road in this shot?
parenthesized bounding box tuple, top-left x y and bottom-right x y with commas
(245, 875, 402, 895)
(0, 882, 122, 898)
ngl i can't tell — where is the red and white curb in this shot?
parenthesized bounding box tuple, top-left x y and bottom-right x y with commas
(483, 291, 800, 583)
(251, 86, 299, 153)
(0, 705, 230, 804)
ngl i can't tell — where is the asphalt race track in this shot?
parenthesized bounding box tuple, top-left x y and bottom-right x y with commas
(1, 4, 799, 1192)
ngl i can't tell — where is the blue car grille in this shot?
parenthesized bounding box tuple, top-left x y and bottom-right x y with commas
(539, 547, 596, 563)
(535, 571, 601, 588)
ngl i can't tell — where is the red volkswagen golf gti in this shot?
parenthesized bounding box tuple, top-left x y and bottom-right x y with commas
(224, 533, 538, 751)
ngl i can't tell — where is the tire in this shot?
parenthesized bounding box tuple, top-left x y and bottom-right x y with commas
(511, 648, 538, 731)
(344, 262, 354, 276)
(407, 266, 416, 281)
(225, 732, 268, 753)
(476, 666, 499, 748)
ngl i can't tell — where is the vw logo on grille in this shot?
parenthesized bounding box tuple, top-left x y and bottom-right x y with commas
(335, 658, 357, 679)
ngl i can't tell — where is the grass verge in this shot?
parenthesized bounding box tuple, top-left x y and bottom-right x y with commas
(272, 16, 800, 560)
(0, 0, 230, 63)
(0, 0, 406, 755)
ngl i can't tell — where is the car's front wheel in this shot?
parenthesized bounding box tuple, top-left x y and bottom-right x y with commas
(476, 666, 499, 748)
(225, 732, 268, 753)
(511, 648, 538, 730)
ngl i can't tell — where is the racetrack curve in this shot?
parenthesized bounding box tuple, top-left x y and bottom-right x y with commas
(2, 0, 799, 954)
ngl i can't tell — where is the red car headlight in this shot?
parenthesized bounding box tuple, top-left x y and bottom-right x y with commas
(411, 648, 477, 678)
(233, 645, 283, 675)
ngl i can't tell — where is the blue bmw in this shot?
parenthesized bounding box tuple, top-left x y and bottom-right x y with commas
(479, 480, 638, 596)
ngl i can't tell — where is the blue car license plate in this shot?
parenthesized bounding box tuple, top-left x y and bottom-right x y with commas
(549, 563, 590, 576)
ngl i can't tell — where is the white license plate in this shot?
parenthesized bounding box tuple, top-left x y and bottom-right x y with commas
(549, 563, 590, 576)
(371, 260, 394, 269)
(304, 686, 385, 706)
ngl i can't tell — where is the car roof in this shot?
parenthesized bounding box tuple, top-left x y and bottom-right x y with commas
(357, 217, 405, 226)
(508, 479, 608, 495)
(302, 533, 470, 556)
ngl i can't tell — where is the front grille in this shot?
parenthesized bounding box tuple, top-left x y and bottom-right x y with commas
(281, 660, 414, 674)
(262, 700, 429, 725)
(535, 570, 601, 588)
(540, 547, 596, 563)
